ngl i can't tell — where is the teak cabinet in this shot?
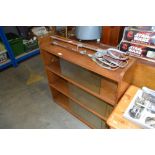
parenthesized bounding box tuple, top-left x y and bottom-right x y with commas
(101, 26, 124, 46)
(39, 36, 136, 128)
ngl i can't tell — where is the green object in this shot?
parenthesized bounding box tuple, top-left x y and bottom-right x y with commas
(24, 40, 38, 52)
(9, 38, 25, 57)
(5, 33, 25, 57)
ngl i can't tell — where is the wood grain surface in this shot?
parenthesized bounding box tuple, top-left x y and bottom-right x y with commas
(107, 85, 141, 129)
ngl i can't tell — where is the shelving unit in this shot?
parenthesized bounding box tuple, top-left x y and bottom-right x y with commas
(40, 35, 136, 128)
(0, 59, 12, 70)
(15, 48, 40, 63)
(48, 72, 107, 121)
(0, 26, 40, 71)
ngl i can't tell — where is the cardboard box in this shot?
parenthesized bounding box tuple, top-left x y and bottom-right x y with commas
(120, 41, 155, 59)
(123, 28, 155, 46)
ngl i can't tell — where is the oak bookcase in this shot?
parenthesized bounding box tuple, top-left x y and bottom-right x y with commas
(39, 36, 136, 128)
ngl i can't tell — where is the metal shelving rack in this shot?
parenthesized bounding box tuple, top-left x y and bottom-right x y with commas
(0, 26, 40, 70)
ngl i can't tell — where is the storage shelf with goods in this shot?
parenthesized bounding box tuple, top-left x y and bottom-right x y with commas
(0, 31, 15, 70)
(0, 32, 10, 70)
(0, 26, 40, 71)
(0, 59, 12, 70)
(15, 48, 40, 63)
(39, 35, 136, 128)
(0, 48, 10, 70)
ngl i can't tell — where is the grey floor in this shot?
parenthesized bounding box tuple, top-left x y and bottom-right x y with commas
(0, 55, 89, 129)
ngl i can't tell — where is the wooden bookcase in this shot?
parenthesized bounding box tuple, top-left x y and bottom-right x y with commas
(39, 36, 136, 129)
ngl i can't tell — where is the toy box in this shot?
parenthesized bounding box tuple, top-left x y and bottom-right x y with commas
(120, 41, 155, 59)
(123, 27, 155, 46)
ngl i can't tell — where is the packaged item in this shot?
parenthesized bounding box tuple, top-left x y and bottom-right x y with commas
(120, 41, 155, 59)
(124, 87, 155, 129)
(123, 27, 155, 46)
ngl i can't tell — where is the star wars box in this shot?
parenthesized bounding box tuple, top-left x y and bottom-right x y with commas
(120, 41, 155, 59)
(123, 28, 155, 46)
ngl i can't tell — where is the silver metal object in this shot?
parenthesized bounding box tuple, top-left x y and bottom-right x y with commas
(75, 26, 102, 41)
(51, 36, 129, 70)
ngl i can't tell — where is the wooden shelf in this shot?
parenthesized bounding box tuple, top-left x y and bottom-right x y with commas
(52, 91, 96, 128)
(107, 85, 140, 129)
(40, 35, 136, 128)
(46, 64, 116, 106)
(131, 54, 155, 64)
(49, 77, 107, 121)
(41, 42, 136, 83)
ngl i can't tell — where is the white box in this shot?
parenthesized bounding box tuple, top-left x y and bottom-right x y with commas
(124, 87, 155, 129)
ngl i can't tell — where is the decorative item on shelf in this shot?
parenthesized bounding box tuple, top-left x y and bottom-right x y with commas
(51, 35, 129, 70)
(120, 26, 155, 61)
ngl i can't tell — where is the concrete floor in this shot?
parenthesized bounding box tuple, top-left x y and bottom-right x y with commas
(0, 55, 89, 129)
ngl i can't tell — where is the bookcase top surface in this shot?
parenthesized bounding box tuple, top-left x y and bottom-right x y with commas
(41, 42, 136, 82)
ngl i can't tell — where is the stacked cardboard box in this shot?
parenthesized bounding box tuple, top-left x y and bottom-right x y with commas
(120, 27, 155, 60)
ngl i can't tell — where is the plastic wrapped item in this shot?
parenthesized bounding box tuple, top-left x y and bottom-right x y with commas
(123, 27, 155, 46)
(124, 87, 155, 129)
(120, 27, 155, 60)
(120, 41, 155, 59)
